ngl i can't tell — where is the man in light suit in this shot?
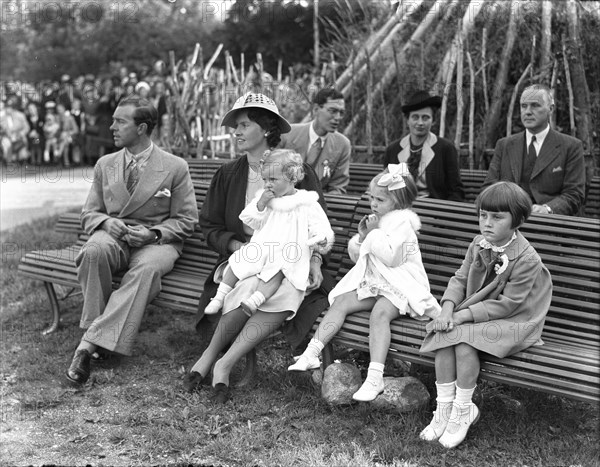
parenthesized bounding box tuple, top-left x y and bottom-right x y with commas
(65, 96, 198, 385)
(483, 84, 585, 216)
(279, 88, 351, 194)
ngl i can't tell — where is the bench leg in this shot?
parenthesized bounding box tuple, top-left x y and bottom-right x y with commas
(234, 349, 257, 388)
(42, 282, 61, 335)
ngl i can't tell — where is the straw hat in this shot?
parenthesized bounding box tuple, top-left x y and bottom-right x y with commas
(401, 90, 442, 114)
(221, 93, 291, 133)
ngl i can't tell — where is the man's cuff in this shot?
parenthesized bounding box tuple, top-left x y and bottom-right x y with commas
(150, 229, 162, 244)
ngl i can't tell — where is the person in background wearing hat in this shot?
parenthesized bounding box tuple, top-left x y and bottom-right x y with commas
(482, 84, 585, 216)
(383, 90, 464, 201)
(279, 88, 351, 194)
(135, 81, 151, 99)
(64, 95, 198, 386)
(186, 92, 336, 402)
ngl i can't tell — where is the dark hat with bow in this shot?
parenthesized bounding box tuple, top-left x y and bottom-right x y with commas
(401, 90, 442, 114)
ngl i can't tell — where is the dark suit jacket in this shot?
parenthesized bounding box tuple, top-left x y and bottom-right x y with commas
(384, 133, 465, 201)
(195, 155, 335, 349)
(279, 122, 351, 194)
(483, 129, 585, 215)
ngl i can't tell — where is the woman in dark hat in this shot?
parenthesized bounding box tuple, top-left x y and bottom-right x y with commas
(184, 93, 335, 402)
(383, 91, 464, 201)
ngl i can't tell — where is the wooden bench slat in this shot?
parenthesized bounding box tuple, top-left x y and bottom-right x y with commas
(17, 160, 600, 404)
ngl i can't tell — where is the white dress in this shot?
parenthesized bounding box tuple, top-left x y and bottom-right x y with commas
(329, 209, 440, 320)
(228, 189, 334, 291)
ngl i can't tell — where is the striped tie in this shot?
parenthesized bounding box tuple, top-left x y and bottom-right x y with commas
(126, 159, 139, 195)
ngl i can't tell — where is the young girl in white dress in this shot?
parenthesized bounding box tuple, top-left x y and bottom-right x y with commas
(289, 163, 441, 402)
(204, 149, 334, 316)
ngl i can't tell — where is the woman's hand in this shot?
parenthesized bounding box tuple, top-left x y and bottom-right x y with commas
(306, 255, 323, 291)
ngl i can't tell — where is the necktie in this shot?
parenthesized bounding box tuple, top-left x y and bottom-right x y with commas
(306, 138, 322, 168)
(528, 135, 537, 161)
(126, 158, 139, 195)
(520, 135, 536, 199)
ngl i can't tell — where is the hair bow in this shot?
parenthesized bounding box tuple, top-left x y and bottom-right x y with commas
(377, 163, 410, 191)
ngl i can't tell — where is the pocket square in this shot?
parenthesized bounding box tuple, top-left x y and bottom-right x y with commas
(552, 166, 563, 173)
(154, 188, 171, 198)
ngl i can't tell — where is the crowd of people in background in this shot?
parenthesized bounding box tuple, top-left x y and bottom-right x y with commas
(0, 62, 169, 167)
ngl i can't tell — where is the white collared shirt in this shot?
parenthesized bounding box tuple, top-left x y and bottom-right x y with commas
(526, 125, 549, 156)
(309, 121, 326, 149)
(124, 142, 153, 173)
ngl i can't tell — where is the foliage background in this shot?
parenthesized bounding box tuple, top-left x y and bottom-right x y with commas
(1, 0, 598, 161)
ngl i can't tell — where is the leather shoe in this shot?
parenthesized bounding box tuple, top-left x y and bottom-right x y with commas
(352, 378, 384, 402)
(182, 371, 205, 393)
(65, 349, 91, 385)
(287, 354, 320, 372)
(212, 383, 230, 404)
(438, 403, 480, 449)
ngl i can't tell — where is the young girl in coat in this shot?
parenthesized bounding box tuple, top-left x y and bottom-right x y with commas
(419, 181, 552, 449)
(204, 149, 334, 316)
(289, 163, 441, 402)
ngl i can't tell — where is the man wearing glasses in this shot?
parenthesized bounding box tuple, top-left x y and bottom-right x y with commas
(280, 88, 351, 194)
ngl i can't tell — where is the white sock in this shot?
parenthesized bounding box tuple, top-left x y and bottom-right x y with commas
(422, 380, 456, 437)
(365, 362, 385, 384)
(213, 283, 233, 303)
(304, 338, 324, 359)
(244, 291, 266, 309)
(455, 385, 476, 411)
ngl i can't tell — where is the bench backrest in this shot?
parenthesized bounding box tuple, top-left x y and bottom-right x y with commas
(185, 159, 599, 218)
(343, 195, 600, 347)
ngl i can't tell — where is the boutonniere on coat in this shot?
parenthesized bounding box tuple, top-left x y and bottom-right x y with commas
(322, 160, 331, 178)
(154, 188, 171, 198)
(494, 254, 509, 275)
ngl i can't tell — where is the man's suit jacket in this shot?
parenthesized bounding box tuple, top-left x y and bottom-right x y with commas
(81, 145, 198, 253)
(279, 122, 351, 194)
(483, 129, 585, 216)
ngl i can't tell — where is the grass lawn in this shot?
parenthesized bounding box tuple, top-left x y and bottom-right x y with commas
(1, 215, 598, 466)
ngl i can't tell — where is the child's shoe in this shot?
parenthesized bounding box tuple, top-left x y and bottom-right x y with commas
(419, 402, 453, 441)
(287, 354, 320, 372)
(204, 298, 223, 315)
(352, 378, 385, 402)
(438, 402, 480, 449)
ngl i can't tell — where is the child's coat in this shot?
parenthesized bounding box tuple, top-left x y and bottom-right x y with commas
(420, 231, 552, 358)
(329, 209, 440, 319)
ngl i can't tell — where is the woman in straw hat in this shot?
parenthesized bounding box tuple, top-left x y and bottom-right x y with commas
(184, 93, 335, 402)
(383, 90, 464, 201)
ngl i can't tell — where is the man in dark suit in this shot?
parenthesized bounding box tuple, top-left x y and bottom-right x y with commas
(65, 95, 198, 385)
(483, 84, 585, 216)
(279, 88, 351, 194)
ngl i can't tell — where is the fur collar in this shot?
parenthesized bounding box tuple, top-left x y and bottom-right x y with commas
(258, 189, 319, 212)
(379, 208, 421, 232)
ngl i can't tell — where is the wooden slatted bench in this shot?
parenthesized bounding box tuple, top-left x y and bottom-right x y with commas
(18, 159, 599, 401)
(317, 195, 600, 404)
(17, 166, 359, 384)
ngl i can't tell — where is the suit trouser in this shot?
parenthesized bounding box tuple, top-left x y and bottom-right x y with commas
(75, 230, 179, 355)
